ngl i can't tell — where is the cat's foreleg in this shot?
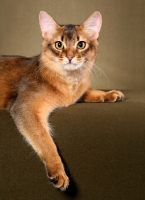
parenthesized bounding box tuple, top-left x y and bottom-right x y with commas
(82, 89, 124, 103)
(10, 96, 69, 191)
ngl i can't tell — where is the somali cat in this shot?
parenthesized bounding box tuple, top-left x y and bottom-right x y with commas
(0, 11, 124, 191)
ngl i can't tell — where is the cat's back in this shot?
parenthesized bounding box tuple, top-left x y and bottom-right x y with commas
(0, 55, 38, 70)
(0, 55, 40, 79)
(0, 55, 39, 109)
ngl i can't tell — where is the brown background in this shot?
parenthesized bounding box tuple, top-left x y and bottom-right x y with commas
(0, 0, 145, 90)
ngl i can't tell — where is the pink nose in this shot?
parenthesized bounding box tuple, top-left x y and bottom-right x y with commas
(67, 55, 74, 61)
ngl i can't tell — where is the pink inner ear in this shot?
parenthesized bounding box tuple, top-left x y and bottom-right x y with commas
(83, 11, 102, 39)
(92, 12, 102, 32)
(39, 11, 58, 39)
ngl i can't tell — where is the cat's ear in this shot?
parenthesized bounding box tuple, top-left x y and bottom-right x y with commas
(82, 11, 102, 40)
(39, 11, 59, 39)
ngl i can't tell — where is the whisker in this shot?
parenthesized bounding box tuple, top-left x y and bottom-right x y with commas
(83, 62, 98, 86)
(33, 60, 58, 80)
(86, 61, 110, 84)
(84, 61, 110, 88)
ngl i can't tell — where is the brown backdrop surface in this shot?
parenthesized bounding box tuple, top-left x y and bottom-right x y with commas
(0, 0, 145, 89)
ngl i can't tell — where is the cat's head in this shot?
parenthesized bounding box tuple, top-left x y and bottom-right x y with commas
(39, 11, 102, 71)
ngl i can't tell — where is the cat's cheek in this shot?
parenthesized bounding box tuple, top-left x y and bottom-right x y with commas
(72, 57, 82, 65)
(59, 57, 69, 66)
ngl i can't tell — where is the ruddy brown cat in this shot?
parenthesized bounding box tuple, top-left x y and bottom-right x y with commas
(0, 11, 124, 191)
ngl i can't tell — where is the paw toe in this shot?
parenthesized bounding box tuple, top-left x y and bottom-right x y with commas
(48, 172, 69, 191)
(105, 90, 124, 102)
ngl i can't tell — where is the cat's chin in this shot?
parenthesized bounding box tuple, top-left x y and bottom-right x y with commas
(62, 63, 83, 71)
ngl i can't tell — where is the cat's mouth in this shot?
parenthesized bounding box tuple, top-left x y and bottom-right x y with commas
(61, 58, 85, 71)
(62, 62, 84, 71)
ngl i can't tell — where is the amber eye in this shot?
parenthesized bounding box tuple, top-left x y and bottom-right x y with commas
(55, 41, 64, 50)
(77, 41, 86, 49)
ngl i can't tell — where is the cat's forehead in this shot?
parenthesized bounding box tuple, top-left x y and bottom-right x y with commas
(63, 25, 78, 40)
(58, 24, 86, 42)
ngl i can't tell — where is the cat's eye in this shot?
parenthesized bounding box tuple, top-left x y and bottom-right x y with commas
(55, 41, 64, 50)
(77, 41, 86, 49)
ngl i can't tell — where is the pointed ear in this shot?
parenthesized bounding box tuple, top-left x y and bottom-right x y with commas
(82, 11, 102, 40)
(39, 11, 59, 39)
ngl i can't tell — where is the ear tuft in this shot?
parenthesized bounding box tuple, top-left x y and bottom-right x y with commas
(39, 11, 59, 39)
(83, 11, 102, 40)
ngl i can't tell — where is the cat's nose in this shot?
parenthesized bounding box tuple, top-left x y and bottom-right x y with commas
(67, 55, 74, 61)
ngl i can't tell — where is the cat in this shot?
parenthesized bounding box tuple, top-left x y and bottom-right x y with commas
(0, 11, 124, 191)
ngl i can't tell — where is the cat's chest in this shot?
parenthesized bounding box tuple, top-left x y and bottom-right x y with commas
(67, 79, 80, 93)
(60, 76, 90, 106)
(45, 72, 90, 107)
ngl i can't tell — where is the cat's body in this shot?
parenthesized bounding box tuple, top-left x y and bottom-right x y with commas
(0, 11, 124, 191)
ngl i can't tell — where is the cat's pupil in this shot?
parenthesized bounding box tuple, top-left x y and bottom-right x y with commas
(58, 42, 62, 48)
(55, 41, 63, 50)
(78, 42, 83, 47)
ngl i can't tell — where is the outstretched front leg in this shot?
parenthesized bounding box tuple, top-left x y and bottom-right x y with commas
(82, 89, 124, 103)
(10, 92, 69, 191)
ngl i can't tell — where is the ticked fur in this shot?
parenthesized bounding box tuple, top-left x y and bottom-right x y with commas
(0, 11, 124, 191)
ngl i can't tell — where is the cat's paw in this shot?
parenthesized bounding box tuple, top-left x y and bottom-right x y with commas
(104, 90, 124, 102)
(47, 167, 69, 191)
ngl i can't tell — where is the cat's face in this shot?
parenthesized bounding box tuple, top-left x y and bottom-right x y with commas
(39, 11, 102, 71)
